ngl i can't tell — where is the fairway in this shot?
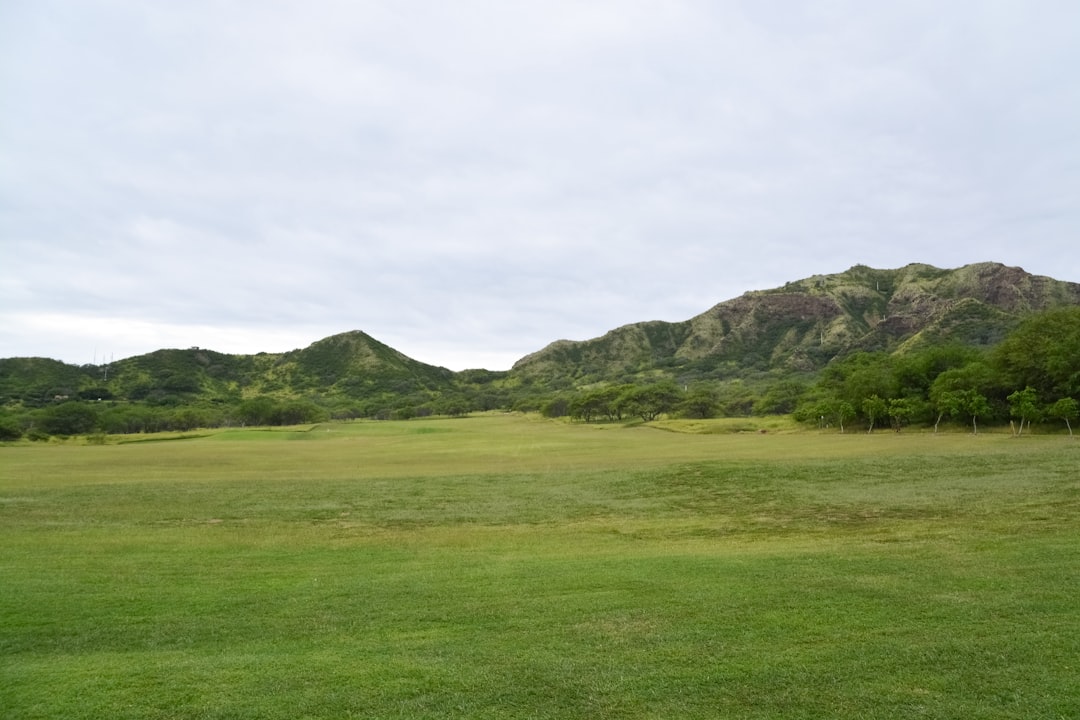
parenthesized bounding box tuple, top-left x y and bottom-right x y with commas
(2, 415, 1078, 719)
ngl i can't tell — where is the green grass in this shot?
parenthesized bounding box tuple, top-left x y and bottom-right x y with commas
(2, 415, 1078, 718)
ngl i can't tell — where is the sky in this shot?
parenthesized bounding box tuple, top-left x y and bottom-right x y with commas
(2, 1, 1078, 371)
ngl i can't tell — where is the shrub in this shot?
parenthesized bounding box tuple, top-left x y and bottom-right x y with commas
(0, 417, 24, 441)
(39, 402, 99, 436)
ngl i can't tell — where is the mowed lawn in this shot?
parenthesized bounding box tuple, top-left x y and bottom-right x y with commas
(1, 415, 1078, 719)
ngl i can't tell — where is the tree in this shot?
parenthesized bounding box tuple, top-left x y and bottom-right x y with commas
(431, 394, 469, 417)
(808, 397, 854, 433)
(1047, 397, 1078, 437)
(100, 404, 165, 434)
(862, 394, 888, 433)
(931, 390, 963, 433)
(276, 399, 327, 425)
(594, 385, 632, 421)
(540, 396, 570, 418)
(0, 415, 23, 441)
(38, 401, 99, 436)
(1006, 386, 1039, 436)
(820, 352, 899, 409)
(893, 344, 983, 399)
(569, 390, 603, 423)
(929, 360, 999, 433)
(753, 380, 807, 415)
(929, 361, 998, 400)
(236, 396, 278, 426)
(994, 307, 1080, 400)
(960, 389, 991, 435)
(679, 386, 719, 419)
(835, 400, 855, 433)
(717, 383, 755, 417)
(888, 398, 914, 432)
(624, 381, 682, 422)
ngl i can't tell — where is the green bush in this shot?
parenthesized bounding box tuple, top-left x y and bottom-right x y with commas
(26, 428, 50, 442)
(38, 402, 99, 436)
(0, 417, 24, 441)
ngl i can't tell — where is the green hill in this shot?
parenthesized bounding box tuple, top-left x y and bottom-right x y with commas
(510, 262, 1080, 387)
(0, 331, 455, 409)
(0, 357, 99, 405)
(260, 331, 455, 398)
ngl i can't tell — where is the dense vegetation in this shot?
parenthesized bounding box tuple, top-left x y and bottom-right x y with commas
(2, 264, 1079, 440)
(546, 307, 1080, 432)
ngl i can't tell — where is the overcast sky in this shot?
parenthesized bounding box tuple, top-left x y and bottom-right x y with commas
(3, 1, 1078, 370)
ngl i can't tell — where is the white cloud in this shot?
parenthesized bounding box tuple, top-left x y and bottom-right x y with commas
(1, 1, 1078, 370)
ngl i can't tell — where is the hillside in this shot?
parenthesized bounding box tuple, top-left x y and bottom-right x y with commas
(2, 262, 1079, 431)
(0, 331, 455, 409)
(510, 262, 1080, 386)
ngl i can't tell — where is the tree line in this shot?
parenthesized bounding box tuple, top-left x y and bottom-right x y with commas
(537, 307, 1080, 434)
(791, 307, 1079, 434)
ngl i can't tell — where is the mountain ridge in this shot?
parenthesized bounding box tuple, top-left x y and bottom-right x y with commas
(510, 261, 1080, 386)
(3, 262, 1078, 413)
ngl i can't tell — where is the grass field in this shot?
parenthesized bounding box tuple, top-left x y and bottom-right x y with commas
(2, 415, 1078, 718)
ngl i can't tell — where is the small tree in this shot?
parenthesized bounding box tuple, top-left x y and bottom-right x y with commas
(679, 386, 719, 419)
(932, 390, 963, 433)
(835, 400, 855, 433)
(960, 389, 991, 435)
(1007, 386, 1039, 436)
(888, 398, 914, 432)
(862, 394, 888, 433)
(0, 416, 23, 441)
(1047, 397, 1078, 437)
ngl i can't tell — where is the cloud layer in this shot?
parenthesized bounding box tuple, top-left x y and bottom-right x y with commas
(3, 1, 1078, 369)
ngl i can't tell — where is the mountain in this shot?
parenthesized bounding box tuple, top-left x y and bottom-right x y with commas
(265, 331, 455, 397)
(3, 262, 1078, 414)
(0, 331, 455, 408)
(509, 262, 1080, 386)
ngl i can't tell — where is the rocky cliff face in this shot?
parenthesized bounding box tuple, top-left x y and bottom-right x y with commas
(511, 262, 1080, 384)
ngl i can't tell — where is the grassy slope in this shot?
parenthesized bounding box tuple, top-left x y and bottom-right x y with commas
(2, 416, 1078, 719)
